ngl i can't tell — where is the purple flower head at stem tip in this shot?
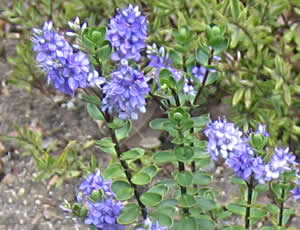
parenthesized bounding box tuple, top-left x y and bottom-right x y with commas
(228, 143, 266, 183)
(32, 21, 99, 95)
(265, 147, 297, 181)
(85, 198, 124, 230)
(78, 170, 113, 197)
(102, 65, 150, 120)
(291, 186, 300, 203)
(107, 4, 148, 62)
(204, 118, 243, 161)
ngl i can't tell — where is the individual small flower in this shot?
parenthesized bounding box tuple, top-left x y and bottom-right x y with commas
(265, 147, 297, 181)
(191, 66, 207, 83)
(107, 5, 148, 61)
(85, 198, 124, 230)
(102, 65, 150, 120)
(291, 187, 300, 203)
(255, 123, 270, 137)
(137, 218, 168, 230)
(204, 118, 243, 161)
(78, 170, 113, 197)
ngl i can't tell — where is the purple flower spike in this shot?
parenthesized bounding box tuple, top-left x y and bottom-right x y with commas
(228, 144, 266, 183)
(32, 21, 98, 95)
(265, 147, 297, 181)
(291, 187, 300, 203)
(204, 118, 243, 161)
(107, 5, 148, 62)
(78, 170, 113, 197)
(85, 198, 124, 230)
(102, 65, 150, 120)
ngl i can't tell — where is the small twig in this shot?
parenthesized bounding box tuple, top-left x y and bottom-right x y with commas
(278, 186, 285, 226)
(193, 49, 214, 106)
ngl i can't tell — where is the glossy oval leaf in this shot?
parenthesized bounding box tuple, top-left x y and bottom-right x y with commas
(118, 203, 140, 225)
(141, 192, 162, 207)
(111, 180, 134, 201)
(153, 151, 176, 163)
(131, 172, 151, 185)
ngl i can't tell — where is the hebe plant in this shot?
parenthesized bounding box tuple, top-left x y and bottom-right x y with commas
(4, 0, 300, 229)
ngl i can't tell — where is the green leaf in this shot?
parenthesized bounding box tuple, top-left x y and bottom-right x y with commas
(230, 0, 240, 18)
(97, 41, 112, 62)
(213, 39, 228, 55)
(87, 103, 104, 120)
(178, 194, 196, 208)
(141, 192, 163, 207)
(103, 163, 126, 180)
(196, 197, 216, 211)
(150, 212, 173, 227)
(176, 216, 197, 230)
(196, 215, 215, 230)
(231, 176, 247, 186)
(91, 26, 106, 45)
(205, 72, 219, 85)
(196, 46, 210, 66)
(250, 208, 267, 220)
(254, 184, 268, 192)
(81, 94, 101, 105)
(150, 118, 169, 130)
(95, 138, 116, 155)
(141, 166, 159, 179)
(227, 203, 246, 216)
(193, 171, 212, 185)
(115, 120, 131, 141)
(131, 172, 151, 185)
(118, 203, 140, 225)
(176, 171, 193, 187)
(175, 147, 194, 162)
(111, 180, 134, 201)
(148, 184, 168, 197)
(244, 88, 252, 109)
(232, 88, 245, 106)
(159, 68, 176, 89)
(191, 114, 211, 128)
(121, 148, 144, 160)
(153, 151, 176, 163)
(266, 204, 280, 214)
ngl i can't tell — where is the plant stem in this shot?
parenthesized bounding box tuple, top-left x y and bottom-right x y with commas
(245, 176, 254, 229)
(109, 127, 148, 219)
(278, 187, 285, 226)
(178, 161, 189, 214)
(193, 49, 214, 106)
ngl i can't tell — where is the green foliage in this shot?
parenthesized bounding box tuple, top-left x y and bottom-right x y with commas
(0, 126, 96, 186)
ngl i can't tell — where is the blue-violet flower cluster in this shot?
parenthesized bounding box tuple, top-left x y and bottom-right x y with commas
(204, 118, 243, 161)
(77, 170, 124, 230)
(205, 120, 298, 184)
(107, 5, 148, 62)
(264, 147, 297, 181)
(102, 65, 150, 120)
(291, 187, 300, 203)
(32, 21, 101, 95)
